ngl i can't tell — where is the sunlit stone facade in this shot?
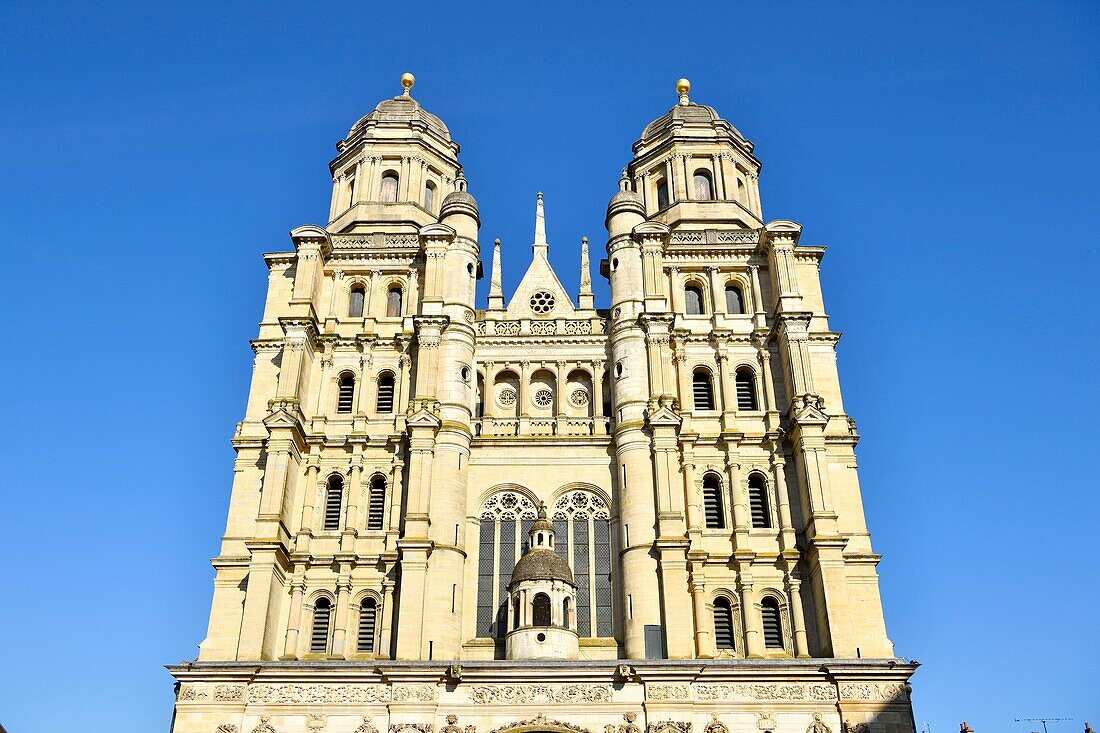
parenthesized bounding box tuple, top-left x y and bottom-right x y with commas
(168, 75, 918, 733)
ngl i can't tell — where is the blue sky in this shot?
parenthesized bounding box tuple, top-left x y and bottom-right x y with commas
(1, 1, 1097, 731)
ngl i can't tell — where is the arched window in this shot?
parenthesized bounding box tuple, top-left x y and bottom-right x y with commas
(532, 593, 551, 627)
(376, 372, 395, 413)
(380, 172, 399, 202)
(310, 597, 332, 653)
(702, 473, 724, 529)
(685, 284, 705, 315)
(735, 369, 758, 411)
(737, 177, 746, 203)
(748, 473, 771, 529)
(761, 596, 784, 648)
(356, 597, 377, 652)
(512, 596, 520, 630)
(563, 597, 572, 628)
(367, 476, 386, 530)
(348, 286, 365, 318)
(345, 177, 356, 208)
(386, 287, 403, 317)
(323, 475, 343, 531)
(337, 374, 355, 414)
(692, 369, 715, 411)
(423, 181, 436, 211)
(693, 170, 713, 200)
(713, 596, 735, 649)
(656, 177, 670, 210)
(725, 284, 744, 315)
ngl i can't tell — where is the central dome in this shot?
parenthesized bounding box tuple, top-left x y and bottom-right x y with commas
(346, 94, 451, 141)
(510, 547, 574, 585)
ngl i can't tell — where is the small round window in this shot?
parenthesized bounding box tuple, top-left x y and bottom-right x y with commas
(533, 388, 554, 408)
(529, 290, 556, 315)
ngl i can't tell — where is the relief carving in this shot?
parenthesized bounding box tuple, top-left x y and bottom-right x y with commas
(705, 715, 729, 733)
(247, 684, 390, 704)
(806, 715, 832, 733)
(693, 683, 834, 702)
(308, 714, 327, 732)
(469, 684, 612, 704)
(392, 684, 438, 703)
(441, 714, 475, 733)
(251, 718, 277, 733)
(606, 713, 642, 733)
(356, 718, 379, 733)
(647, 683, 691, 700)
(390, 725, 432, 733)
(216, 726, 239, 733)
(648, 722, 691, 733)
(491, 714, 590, 733)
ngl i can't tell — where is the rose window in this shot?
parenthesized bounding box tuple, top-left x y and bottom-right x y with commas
(498, 388, 517, 406)
(529, 290, 556, 315)
(570, 389, 590, 407)
(533, 388, 554, 408)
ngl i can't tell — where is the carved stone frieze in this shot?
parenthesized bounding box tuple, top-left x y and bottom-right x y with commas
(251, 718, 277, 733)
(647, 683, 691, 700)
(469, 683, 612, 705)
(390, 725, 432, 733)
(356, 718, 379, 733)
(692, 683, 836, 702)
(840, 683, 908, 702)
(392, 684, 439, 703)
(247, 684, 391, 704)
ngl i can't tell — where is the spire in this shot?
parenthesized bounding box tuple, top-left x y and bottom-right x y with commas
(533, 192, 547, 257)
(578, 236, 594, 310)
(488, 238, 504, 310)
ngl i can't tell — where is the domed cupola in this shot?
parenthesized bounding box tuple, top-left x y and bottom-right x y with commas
(505, 503, 579, 660)
(624, 78, 764, 229)
(327, 73, 465, 234)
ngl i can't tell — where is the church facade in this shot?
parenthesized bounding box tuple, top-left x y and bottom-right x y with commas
(168, 75, 918, 733)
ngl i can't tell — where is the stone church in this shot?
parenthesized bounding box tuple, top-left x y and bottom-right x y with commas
(168, 75, 918, 733)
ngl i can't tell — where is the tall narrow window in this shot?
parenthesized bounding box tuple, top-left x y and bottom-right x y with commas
(386, 287, 403, 317)
(345, 177, 356, 208)
(702, 474, 724, 529)
(749, 473, 771, 529)
(713, 596, 734, 649)
(376, 372, 395, 413)
(725, 284, 744, 315)
(367, 476, 386, 530)
(348, 286, 365, 318)
(532, 593, 551, 626)
(380, 172, 399, 202)
(693, 170, 713, 200)
(735, 369, 758, 411)
(423, 181, 436, 211)
(692, 370, 715, 411)
(337, 374, 355, 414)
(310, 597, 332, 653)
(737, 177, 746, 203)
(323, 475, 343, 531)
(356, 598, 377, 652)
(685, 285, 704, 315)
(761, 596, 784, 648)
(656, 178, 670, 210)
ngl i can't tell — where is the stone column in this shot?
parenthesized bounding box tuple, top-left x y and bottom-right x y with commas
(518, 360, 531, 433)
(342, 454, 363, 551)
(332, 574, 351, 657)
(378, 578, 395, 658)
(690, 572, 713, 657)
(386, 458, 405, 550)
(749, 264, 767, 330)
(397, 352, 412, 415)
(725, 452, 749, 546)
(669, 268, 684, 313)
(716, 349, 735, 421)
(681, 154, 692, 200)
(771, 448, 796, 552)
(707, 266, 724, 315)
(673, 339, 691, 413)
(739, 575, 764, 658)
(665, 158, 676, 203)
(555, 359, 568, 424)
(328, 269, 344, 319)
(295, 457, 321, 553)
(591, 360, 605, 434)
(681, 449, 701, 541)
(481, 361, 496, 420)
(282, 576, 306, 659)
(711, 154, 725, 199)
(786, 574, 810, 657)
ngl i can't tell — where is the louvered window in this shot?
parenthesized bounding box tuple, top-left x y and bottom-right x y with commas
(735, 369, 757, 411)
(693, 371, 715, 411)
(337, 374, 355, 414)
(356, 598, 377, 652)
(310, 598, 332, 653)
(323, 476, 343, 531)
(376, 373, 395, 413)
(702, 474, 724, 529)
(685, 285, 704, 315)
(386, 287, 403, 317)
(366, 477, 386, 531)
(749, 473, 771, 529)
(761, 597, 783, 648)
(725, 285, 744, 314)
(714, 596, 735, 649)
(348, 287, 365, 318)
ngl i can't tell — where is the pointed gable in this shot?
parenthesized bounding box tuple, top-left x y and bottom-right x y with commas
(504, 193, 577, 318)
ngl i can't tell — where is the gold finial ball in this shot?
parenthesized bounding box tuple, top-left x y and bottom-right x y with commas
(676, 78, 691, 96)
(400, 72, 415, 91)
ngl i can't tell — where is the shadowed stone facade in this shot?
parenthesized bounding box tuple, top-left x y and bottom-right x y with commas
(168, 75, 918, 733)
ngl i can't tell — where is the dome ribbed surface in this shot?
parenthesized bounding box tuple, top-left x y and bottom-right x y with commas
(640, 102, 744, 142)
(348, 95, 450, 140)
(510, 549, 574, 585)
